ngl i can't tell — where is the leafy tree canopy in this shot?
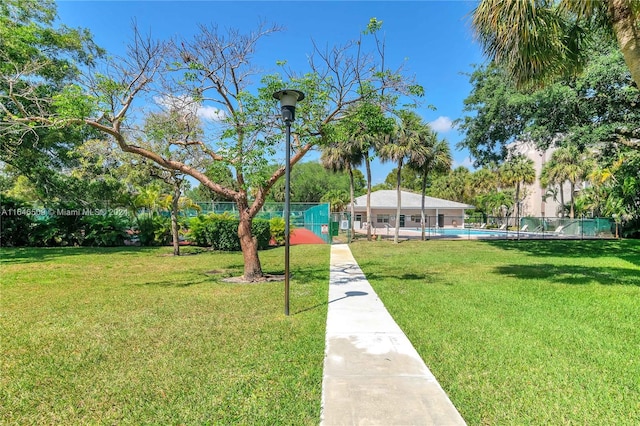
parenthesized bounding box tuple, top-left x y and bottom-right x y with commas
(457, 38, 640, 166)
(0, 0, 103, 204)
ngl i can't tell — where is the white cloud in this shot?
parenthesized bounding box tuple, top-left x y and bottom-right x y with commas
(154, 95, 225, 122)
(197, 105, 226, 121)
(453, 156, 475, 170)
(429, 116, 454, 133)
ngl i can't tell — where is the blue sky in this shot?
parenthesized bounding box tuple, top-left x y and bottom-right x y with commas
(56, 0, 486, 184)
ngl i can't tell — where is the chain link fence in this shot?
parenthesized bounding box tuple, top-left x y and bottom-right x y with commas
(350, 214, 617, 240)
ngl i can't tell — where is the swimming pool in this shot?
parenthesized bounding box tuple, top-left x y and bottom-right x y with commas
(405, 228, 514, 238)
(428, 228, 507, 237)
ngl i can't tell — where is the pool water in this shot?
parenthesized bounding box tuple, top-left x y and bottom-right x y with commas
(417, 228, 511, 237)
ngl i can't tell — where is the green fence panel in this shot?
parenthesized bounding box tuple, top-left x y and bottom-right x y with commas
(304, 203, 331, 244)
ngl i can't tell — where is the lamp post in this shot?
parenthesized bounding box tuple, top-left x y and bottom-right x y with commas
(273, 89, 305, 316)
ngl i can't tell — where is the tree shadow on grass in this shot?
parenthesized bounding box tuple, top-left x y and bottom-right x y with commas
(481, 239, 640, 266)
(495, 263, 640, 286)
(0, 246, 161, 265)
(138, 277, 210, 288)
(361, 271, 442, 285)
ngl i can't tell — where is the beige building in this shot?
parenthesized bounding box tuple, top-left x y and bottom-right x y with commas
(514, 142, 572, 218)
(350, 190, 474, 230)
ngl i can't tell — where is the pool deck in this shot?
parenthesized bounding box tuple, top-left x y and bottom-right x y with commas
(353, 227, 607, 240)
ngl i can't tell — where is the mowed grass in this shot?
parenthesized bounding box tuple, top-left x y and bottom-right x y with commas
(0, 245, 330, 425)
(350, 239, 640, 425)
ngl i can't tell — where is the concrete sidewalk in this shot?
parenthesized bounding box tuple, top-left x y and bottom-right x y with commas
(320, 244, 466, 426)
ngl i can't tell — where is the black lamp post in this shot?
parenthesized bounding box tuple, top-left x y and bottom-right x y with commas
(273, 89, 305, 316)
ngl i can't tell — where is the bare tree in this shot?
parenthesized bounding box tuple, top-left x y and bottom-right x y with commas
(2, 21, 420, 281)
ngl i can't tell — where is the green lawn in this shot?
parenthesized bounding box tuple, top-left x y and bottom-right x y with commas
(350, 239, 640, 425)
(0, 245, 330, 425)
(3, 241, 639, 425)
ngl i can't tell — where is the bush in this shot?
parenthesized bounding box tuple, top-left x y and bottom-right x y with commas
(0, 195, 33, 246)
(135, 213, 171, 246)
(29, 203, 85, 247)
(188, 213, 271, 251)
(252, 219, 271, 250)
(188, 213, 235, 249)
(0, 197, 132, 247)
(622, 218, 640, 239)
(82, 214, 130, 246)
(269, 217, 286, 246)
(210, 217, 241, 251)
(187, 215, 209, 246)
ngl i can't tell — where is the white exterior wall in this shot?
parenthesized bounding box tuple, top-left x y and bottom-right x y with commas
(354, 209, 466, 228)
(514, 142, 572, 218)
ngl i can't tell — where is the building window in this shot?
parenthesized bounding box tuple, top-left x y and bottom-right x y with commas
(355, 214, 362, 222)
(376, 214, 390, 224)
(410, 215, 421, 222)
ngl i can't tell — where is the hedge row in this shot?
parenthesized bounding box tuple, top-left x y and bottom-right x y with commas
(1, 196, 137, 247)
(1, 196, 289, 250)
(187, 213, 272, 250)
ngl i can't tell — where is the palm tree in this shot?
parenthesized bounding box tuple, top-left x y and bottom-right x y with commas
(499, 155, 535, 226)
(356, 133, 384, 240)
(378, 110, 427, 243)
(471, 166, 500, 223)
(579, 156, 622, 217)
(349, 103, 395, 240)
(134, 184, 163, 214)
(541, 157, 566, 217)
(321, 139, 362, 236)
(407, 130, 452, 240)
(552, 146, 595, 218)
(472, 0, 640, 88)
(320, 189, 350, 213)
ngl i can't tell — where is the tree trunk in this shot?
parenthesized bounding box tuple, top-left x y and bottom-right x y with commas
(559, 182, 565, 217)
(420, 172, 428, 241)
(609, 0, 640, 89)
(365, 156, 373, 240)
(515, 182, 521, 227)
(348, 163, 355, 239)
(569, 181, 575, 219)
(238, 208, 263, 281)
(171, 182, 181, 256)
(395, 160, 402, 244)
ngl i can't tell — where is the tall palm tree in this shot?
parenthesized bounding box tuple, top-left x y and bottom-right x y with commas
(540, 160, 566, 217)
(378, 110, 427, 243)
(499, 154, 536, 226)
(472, 0, 640, 88)
(471, 166, 500, 223)
(349, 103, 395, 240)
(548, 145, 594, 218)
(320, 139, 362, 236)
(352, 131, 381, 240)
(407, 130, 452, 240)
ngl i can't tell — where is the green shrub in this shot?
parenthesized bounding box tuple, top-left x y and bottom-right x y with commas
(0, 195, 33, 246)
(82, 214, 130, 247)
(188, 213, 236, 249)
(269, 217, 286, 246)
(186, 215, 209, 246)
(188, 213, 271, 251)
(28, 203, 85, 247)
(136, 214, 171, 246)
(210, 217, 241, 251)
(252, 218, 271, 250)
(0, 197, 133, 247)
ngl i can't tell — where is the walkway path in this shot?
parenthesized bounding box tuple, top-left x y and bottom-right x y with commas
(321, 244, 466, 426)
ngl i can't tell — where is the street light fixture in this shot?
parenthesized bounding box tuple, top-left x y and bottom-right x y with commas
(273, 89, 305, 316)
